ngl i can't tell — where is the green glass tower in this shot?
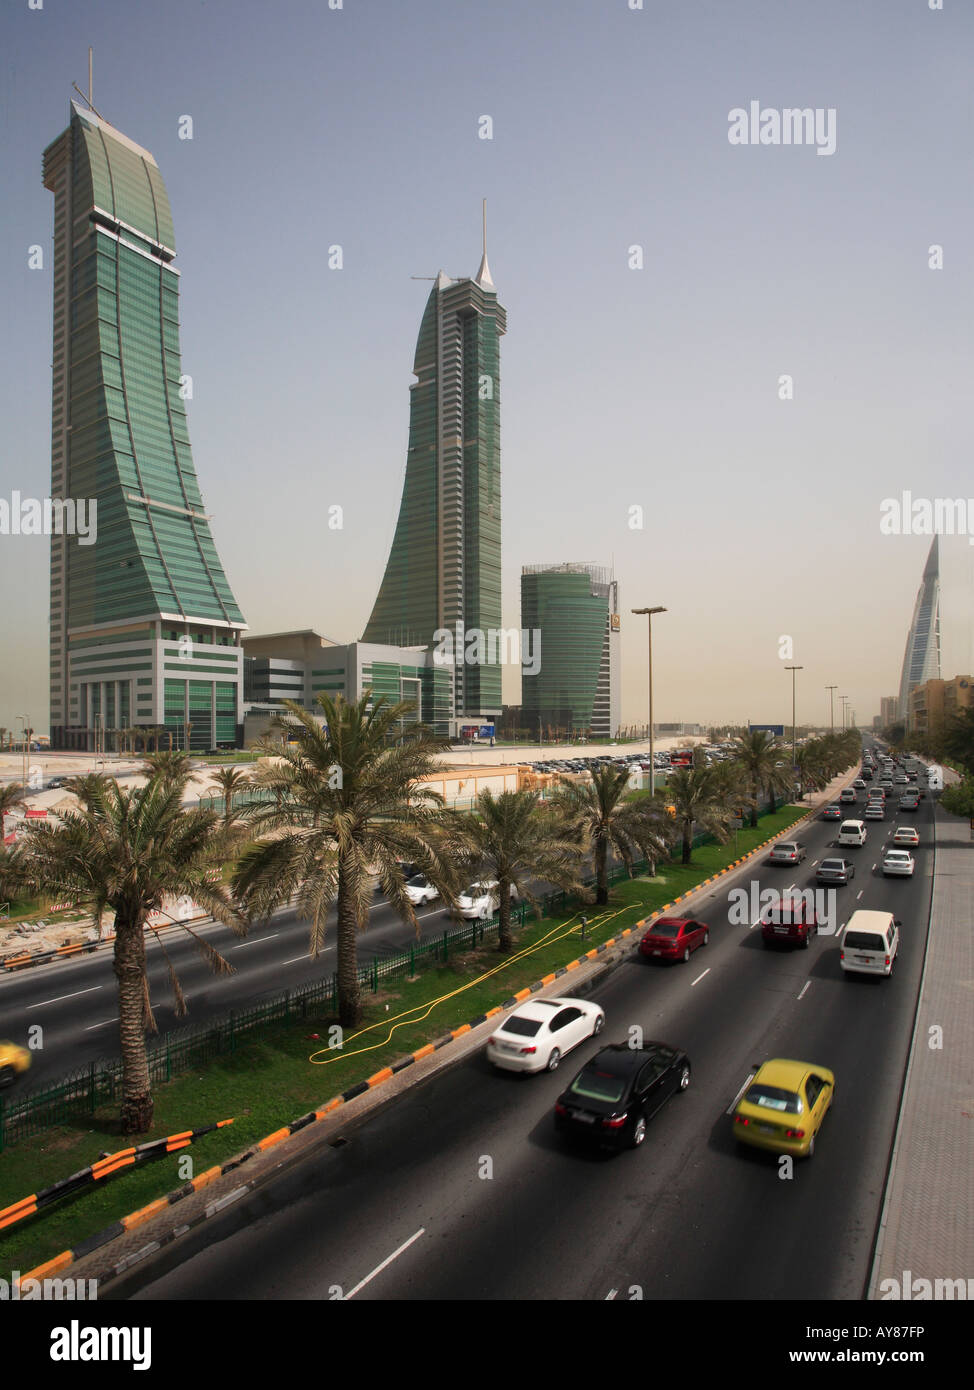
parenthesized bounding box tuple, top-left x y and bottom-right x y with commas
(43, 102, 246, 750)
(521, 564, 621, 739)
(362, 238, 506, 720)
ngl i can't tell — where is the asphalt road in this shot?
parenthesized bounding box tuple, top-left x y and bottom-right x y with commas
(0, 887, 481, 1088)
(114, 782, 935, 1301)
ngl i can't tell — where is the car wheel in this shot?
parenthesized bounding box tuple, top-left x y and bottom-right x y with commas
(0, 1066, 15, 1089)
(546, 1048, 561, 1073)
(630, 1115, 647, 1148)
(703, 931, 710, 946)
(480, 905, 490, 920)
(592, 1014, 605, 1037)
(678, 1065, 691, 1091)
(682, 947, 690, 962)
(801, 933, 811, 949)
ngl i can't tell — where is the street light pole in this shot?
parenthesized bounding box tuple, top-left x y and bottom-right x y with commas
(839, 695, 849, 730)
(785, 666, 803, 795)
(632, 606, 667, 797)
(825, 685, 837, 735)
(16, 714, 28, 786)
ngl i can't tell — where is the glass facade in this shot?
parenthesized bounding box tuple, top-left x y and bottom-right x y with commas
(362, 267, 505, 719)
(43, 103, 245, 748)
(897, 538, 942, 719)
(521, 565, 618, 738)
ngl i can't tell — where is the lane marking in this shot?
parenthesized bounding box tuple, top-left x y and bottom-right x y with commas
(232, 933, 280, 950)
(84, 1018, 115, 1031)
(605, 1288, 618, 1300)
(27, 985, 102, 1009)
(727, 1071, 757, 1115)
(797, 981, 811, 1001)
(690, 968, 710, 987)
(344, 1227, 426, 1300)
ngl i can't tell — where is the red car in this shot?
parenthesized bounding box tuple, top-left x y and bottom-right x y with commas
(761, 896, 819, 949)
(640, 917, 709, 963)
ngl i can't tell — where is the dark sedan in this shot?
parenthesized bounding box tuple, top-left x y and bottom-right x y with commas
(554, 1042, 691, 1150)
(815, 857, 856, 885)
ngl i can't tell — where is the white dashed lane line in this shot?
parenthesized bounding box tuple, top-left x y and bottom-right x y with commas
(690, 968, 710, 987)
(798, 981, 811, 1001)
(343, 1228, 425, 1300)
(27, 985, 102, 1009)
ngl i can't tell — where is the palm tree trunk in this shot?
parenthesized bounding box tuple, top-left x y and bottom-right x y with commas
(682, 821, 692, 864)
(750, 778, 758, 828)
(114, 911, 154, 1134)
(595, 836, 609, 905)
(335, 851, 361, 1028)
(497, 878, 514, 952)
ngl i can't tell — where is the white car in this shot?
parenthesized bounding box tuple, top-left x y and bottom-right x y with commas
(486, 997, 605, 1073)
(768, 841, 806, 865)
(892, 826, 920, 847)
(404, 873, 439, 906)
(456, 880, 518, 920)
(882, 849, 915, 877)
(864, 803, 885, 820)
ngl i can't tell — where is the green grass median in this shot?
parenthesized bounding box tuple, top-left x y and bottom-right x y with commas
(0, 804, 807, 1274)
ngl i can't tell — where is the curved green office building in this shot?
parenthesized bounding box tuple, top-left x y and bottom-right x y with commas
(362, 260, 506, 719)
(43, 103, 246, 749)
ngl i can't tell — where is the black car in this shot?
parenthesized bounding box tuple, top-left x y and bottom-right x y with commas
(554, 1042, 691, 1150)
(815, 857, 856, 885)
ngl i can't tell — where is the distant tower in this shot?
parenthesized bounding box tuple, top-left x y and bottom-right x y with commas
(362, 207, 505, 719)
(897, 537, 942, 720)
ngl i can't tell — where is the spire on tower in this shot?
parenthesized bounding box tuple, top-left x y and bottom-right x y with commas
(474, 198, 494, 289)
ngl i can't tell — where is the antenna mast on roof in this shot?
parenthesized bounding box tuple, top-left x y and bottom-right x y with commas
(73, 46, 106, 121)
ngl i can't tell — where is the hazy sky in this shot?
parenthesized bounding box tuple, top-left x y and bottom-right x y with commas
(2, 0, 972, 735)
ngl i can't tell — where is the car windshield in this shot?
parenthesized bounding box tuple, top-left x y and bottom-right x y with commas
(776, 844, 798, 853)
(569, 1068, 626, 1103)
(745, 1084, 802, 1114)
(462, 884, 488, 898)
(500, 1015, 542, 1038)
(407, 875, 429, 888)
(648, 920, 681, 938)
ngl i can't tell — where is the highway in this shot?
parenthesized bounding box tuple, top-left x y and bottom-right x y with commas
(111, 778, 936, 1301)
(0, 890, 471, 1088)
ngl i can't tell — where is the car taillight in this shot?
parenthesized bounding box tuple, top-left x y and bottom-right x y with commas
(602, 1113, 628, 1129)
(885, 957, 891, 967)
(734, 1114, 750, 1126)
(785, 1128, 805, 1139)
(554, 1103, 568, 1117)
(488, 1036, 497, 1045)
(520, 1046, 537, 1055)
(840, 951, 845, 960)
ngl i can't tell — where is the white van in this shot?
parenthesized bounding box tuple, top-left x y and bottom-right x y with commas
(837, 819, 867, 846)
(840, 910, 900, 977)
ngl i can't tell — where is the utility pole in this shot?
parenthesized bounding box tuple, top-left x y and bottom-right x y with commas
(785, 666, 803, 793)
(632, 606, 667, 796)
(825, 685, 837, 735)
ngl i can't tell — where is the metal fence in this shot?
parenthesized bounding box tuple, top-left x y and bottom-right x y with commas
(0, 801, 788, 1150)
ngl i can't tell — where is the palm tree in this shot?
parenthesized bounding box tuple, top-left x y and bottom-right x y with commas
(12, 770, 245, 1132)
(442, 788, 586, 950)
(548, 764, 673, 906)
(141, 749, 194, 783)
(731, 729, 790, 825)
(0, 782, 27, 822)
(233, 690, 454, 1028)
(942, 707, 974, 777)
(210, 765, 252, 832)
(666, 766, 735, 864)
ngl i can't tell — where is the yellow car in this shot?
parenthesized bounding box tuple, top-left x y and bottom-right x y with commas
(0, 1040, 31, 1089)
(732, 1058, 834, 1158)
